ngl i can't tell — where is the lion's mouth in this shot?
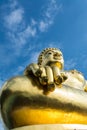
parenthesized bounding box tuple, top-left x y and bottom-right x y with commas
(53, 53, 62, 60)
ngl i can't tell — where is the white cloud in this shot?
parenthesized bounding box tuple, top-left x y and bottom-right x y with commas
(9, 0, 18, 9)
(22, 26, 36, 37)
(31, 19, 37, 26)
(39, 21, 48, 32)
(1, 0, 63, 63)
(45, 0, 59, 18)
(65, 59, 77, 70)
(3, 1, 37, 56)
(38, 0, 62, 32)
(3, 0, 25, 33)
(3, 0, 62, 48)
(7, 25, 36, 48)
(4, 8, 24, 31)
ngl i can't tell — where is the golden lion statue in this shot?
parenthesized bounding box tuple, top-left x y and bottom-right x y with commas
(0, 48, 87, 130)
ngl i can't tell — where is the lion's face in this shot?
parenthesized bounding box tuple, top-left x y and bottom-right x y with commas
(38, 48, 64, 70)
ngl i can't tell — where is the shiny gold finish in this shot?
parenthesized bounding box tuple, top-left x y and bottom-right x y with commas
(1, 75, 87, 129)
(1, 48, 87, 130)
(11, 108, 87, 127)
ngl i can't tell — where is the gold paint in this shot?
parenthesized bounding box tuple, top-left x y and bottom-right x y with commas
(55, 62, 62, 69)
(11, 107, 87, 128)
(51, 62, 62, 70)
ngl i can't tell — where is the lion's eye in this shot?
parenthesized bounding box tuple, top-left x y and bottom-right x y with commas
(48, 52, 52, 55)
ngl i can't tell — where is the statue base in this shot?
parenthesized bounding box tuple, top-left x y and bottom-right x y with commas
(11, 124, 87, 130)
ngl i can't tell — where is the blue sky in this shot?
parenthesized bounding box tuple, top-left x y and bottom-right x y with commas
(0, 0, 87, 129)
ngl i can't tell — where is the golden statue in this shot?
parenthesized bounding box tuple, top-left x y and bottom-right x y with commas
(0, 48, 87, 130)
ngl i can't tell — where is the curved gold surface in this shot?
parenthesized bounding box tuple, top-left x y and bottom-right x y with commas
(1, 75, 87, 129)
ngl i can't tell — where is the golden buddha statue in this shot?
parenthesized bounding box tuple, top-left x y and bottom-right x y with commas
(0, 48, 87, 130)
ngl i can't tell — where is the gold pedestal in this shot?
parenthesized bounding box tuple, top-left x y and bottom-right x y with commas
(1, 76, 87, 129)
